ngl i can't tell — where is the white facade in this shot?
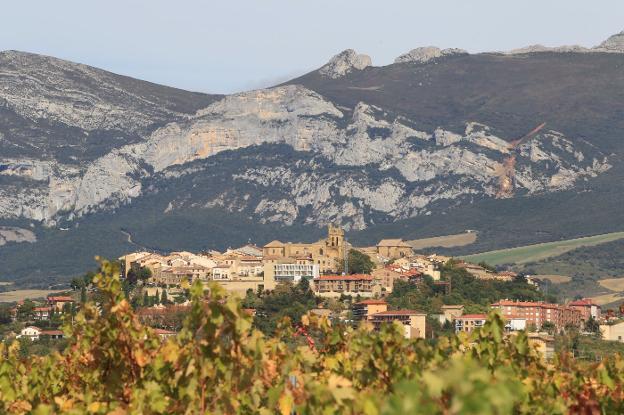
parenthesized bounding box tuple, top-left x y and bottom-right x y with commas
(17, 326, 42, 341)
(506, 318, 527, 331)
(274, 263, 320, 283)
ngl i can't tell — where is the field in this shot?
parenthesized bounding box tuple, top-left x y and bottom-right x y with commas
(598, 278, 624, 292)
(531, 275, 571, 284)
(461, 231, 624, 266)
(407, 232, 477, 250)
(0, 289, 65, 303)
(589, 292, 624, 306)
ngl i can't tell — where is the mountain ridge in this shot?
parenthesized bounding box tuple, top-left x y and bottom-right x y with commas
(2, 31, 624, 282)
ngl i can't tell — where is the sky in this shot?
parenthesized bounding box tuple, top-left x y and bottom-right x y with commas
(2, 1, 623, 94)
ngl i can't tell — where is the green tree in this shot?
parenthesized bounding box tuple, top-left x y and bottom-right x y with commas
(161, 290, 169, 305)
(17, 299, 35, 321)
(541, 321, 556, 335)
(585, 316, 601, 334)
(337, 249, 375, 274)
(0, 304, 13, 324)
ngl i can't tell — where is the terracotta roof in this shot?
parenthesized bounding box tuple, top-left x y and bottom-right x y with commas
(315, 274, 374, 281)
(376, 239, 411, 247)
(372, 310, 425, 316)
(34, 307, 52, 312)
(355, 299, 387, 306)
(47, 296, 74, 302)
(153, 328, 176, 335)
(459, 314, 488, 319)
(569, 299, 599, 307)
(492, 300, 559, 308)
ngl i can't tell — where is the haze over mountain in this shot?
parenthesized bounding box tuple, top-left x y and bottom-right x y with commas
(2, 30, 624, 284)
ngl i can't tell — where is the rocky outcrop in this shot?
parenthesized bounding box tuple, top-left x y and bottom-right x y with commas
(594, 31, 624, 52)
(505, 44, 590, 54)
(319, 49, 371, 78)
(0, 227, 36, 246)
(501, 31, 624, 55)
(0, 81, 610, 229)
(394, 47, 467, 63)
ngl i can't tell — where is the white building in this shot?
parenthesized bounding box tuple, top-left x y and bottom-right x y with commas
(17, 326, 42, 341)
(273, 263, 320, 283)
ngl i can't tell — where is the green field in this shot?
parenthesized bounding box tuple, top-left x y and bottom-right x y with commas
(461, 232, 624, 266)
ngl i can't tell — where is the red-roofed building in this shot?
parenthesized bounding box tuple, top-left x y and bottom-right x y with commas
(491, 300, 582, 331)
(47, 296, 74, 311)
(40, 330, 64, 340)
(153, 328, 177, 340)
(568, 298, 601, 322)
(370, 310, 426, 339)
(352, 299, 388, 321)
(455, 314, 488, 333)
(33, 306, 52, 321)
(313, 274, 377, 298)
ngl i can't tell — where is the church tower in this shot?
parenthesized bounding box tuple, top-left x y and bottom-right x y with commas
(327, 224, 345, 250)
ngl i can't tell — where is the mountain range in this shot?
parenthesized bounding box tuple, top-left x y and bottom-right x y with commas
(2, 31, 624, 285)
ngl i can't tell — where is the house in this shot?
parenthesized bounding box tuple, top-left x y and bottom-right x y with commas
(312, 274, 377, 298)
(370, 310, 426, 339)
(432, 305, 464, 324)
(47, 296, 74, 311)
(568, 298, 601, 322)
(527, 333, 555, 359)
(153, 328, 177, 340)
(40, 330, 64, 340)
(352, 299, 388, 321)
(17, 326, 42, 341)
(490, 300, 582, 331)
(375, 239, 413, 259)
(600, 320, 624, 342)
(371, 267, 404, 291)
(33, 306, 52, 321)
(455, 314, 487, 333)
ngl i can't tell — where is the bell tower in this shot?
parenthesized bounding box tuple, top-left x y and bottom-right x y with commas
(327, 224, 344, 250)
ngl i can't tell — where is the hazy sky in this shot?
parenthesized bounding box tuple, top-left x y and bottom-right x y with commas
(2, 1, 623, 93)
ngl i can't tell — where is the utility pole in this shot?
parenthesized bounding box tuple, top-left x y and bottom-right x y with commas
(343, 237, 348, 275)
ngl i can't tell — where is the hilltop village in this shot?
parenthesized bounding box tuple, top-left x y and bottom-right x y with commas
(5, 225, 624, 360)
(113, 226, 618, 355)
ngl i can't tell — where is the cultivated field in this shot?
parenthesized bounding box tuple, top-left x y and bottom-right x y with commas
(0, 289, 65, 303)
(407, 232, 477, 250)
(461, 231, 624, 266)
(598, 278, 624, 292)
(590, 292, 624, 306)
(531, 275, 571, 284)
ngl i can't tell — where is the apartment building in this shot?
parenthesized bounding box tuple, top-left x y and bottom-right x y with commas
(352, 299, 388, 322)
(271, 263, 319, 283)
(313, 274, 376, 298)
(455, 314, 487, 333)
(568, 298, 601, 322)
(491, 300, 582, 331)
(370, 310, 426, 339)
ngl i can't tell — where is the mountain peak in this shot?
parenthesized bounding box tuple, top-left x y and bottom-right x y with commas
(394, 47, 468, 64)
(318, 49, 371, 79)
(595, 30, 624, 52)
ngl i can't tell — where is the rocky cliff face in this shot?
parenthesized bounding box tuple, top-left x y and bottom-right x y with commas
(0, 82, 609, 230)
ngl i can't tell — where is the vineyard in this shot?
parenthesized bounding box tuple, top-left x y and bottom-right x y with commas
(1, 259, 624, 414)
